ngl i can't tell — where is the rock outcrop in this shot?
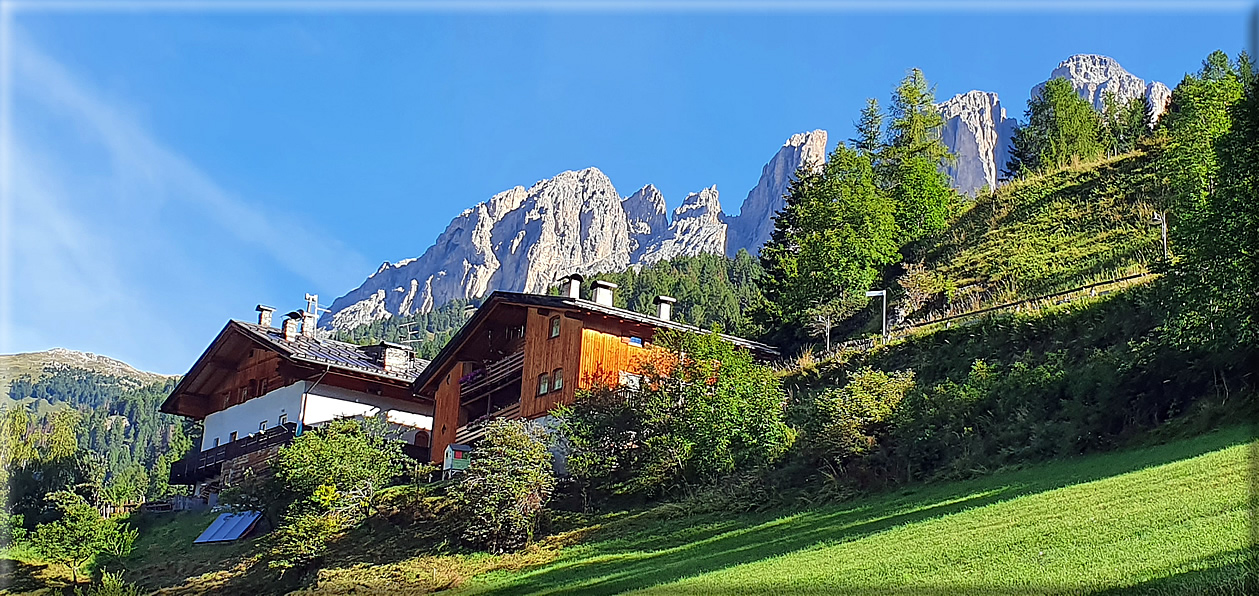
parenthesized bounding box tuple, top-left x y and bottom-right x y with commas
(937, 91, 1018, 195)
(936, 55, 1171, 197)
(725, 130, 828, 256)
(324, 132, 825, 331)
(639, 186, 727, 265)
(1032, 54, 1171, 123)
(324, 168, 632, 331)
(622, 184, 669, 262)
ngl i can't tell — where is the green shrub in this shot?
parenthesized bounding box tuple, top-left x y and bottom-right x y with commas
(73, 571, 142, 596)
(808, 367, 916, 476)
(30, 491, 136, 583)
(557, 329, 793, 498)
(449, 419, 555, 554)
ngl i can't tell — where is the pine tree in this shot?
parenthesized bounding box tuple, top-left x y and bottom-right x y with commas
(851, 98, 884, 155)
(1005, 77, 1104, 175)
(757, 145, 900, 340)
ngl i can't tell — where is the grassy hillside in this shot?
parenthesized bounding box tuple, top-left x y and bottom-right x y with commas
(87, 425, 1252, 595)
(456, 427, 1253, 596)
(911, 150, 1163, 318)
(0, 348, 171, 389)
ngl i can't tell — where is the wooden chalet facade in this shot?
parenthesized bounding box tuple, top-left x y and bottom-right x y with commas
(412, 278, 778, 465)
(161, 306, 433, 491)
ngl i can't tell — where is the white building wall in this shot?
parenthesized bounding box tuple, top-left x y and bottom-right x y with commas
(199, 380, 435, 452)
(302, 382, 434, 444)
(201, 381, 304, 451)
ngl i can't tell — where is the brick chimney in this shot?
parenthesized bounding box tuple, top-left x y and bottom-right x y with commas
(562, 274, 584, 299)
(654, 295, 677, 321)
(593, 280, 617, 307)
(301, 311, 318, 338)
(256, 304, 276, 328)
(364, 341, 411, 373)
(282, 311, 302, 342)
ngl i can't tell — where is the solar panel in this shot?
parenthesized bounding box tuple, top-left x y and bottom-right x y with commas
(193, 511, 262, 544)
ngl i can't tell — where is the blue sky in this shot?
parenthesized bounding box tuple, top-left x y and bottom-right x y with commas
(2, 2, 1250, 374)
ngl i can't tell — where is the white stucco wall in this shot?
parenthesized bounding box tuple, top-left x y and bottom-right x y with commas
(201, 381, 304, 451)
(200, 380, 435, 452)
(302, 382, 434, 444)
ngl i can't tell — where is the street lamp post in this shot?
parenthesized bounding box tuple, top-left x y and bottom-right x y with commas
(1151, 211, 1168, 260)
(866, 289, 887, 342)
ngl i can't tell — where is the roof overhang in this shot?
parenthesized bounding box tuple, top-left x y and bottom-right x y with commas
(411, 291, 778, 397)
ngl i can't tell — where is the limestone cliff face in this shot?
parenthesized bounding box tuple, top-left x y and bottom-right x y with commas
(937, 91, 1018, 196)
(324, 168, 631, 331)
(1032, 54, 1171, 122)
(639, 186, 727, 265)
(725, 130, 828, 256)
(936, 55, 1170, 197)
(324, 132, 822, 331)
(622, 184, 669, 262)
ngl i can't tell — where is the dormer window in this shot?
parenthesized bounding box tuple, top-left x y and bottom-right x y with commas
(549, 316, 561, 339)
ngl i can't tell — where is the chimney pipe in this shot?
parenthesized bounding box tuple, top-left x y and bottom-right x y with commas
(654, 295, 677, 321)
(593, 280, 617, 307)
(282, 311, 302, 342)
(256, 304, 276, 328)
(301, 311, 318, 338)
(563, 274, 584, 299)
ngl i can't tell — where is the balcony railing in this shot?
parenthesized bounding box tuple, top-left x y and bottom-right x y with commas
(455, 402, 521, 444)
(169, 422, 298, 485)
(459, 350, 525, 398)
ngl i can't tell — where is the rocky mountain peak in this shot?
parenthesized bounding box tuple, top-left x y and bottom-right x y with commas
(726, 129, 828, 256)
(639, 186, 727, 266)
(623, 184, 669, 261)
(1033, 54, 1171, 122)
(937, 90, 1018, 195)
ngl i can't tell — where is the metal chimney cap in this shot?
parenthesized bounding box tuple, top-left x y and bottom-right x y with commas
(284, 310, 304, 320)
(593, 280, 619, 290)
(653, 295, 677, 304)
(256, 304, 276, 313)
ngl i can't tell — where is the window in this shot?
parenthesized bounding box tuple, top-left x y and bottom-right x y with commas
(259, 379, 269, 395)
(278, 413, 288, 426)
(537, 372, 550, 396)
(213, 437, 220, 448)
(549, 316, 561, 338)
(628, 336, 644, 347)
(620, 372, 642, 391)
(552, 368, 564, 391)
(260, 420, 268, 431)
(229, 431, 238, 442)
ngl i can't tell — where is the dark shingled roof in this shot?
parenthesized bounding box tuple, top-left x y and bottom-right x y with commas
(232, 321, 430, 383)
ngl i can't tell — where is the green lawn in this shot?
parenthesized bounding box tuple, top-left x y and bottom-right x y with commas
(457, 426, 1255, 596)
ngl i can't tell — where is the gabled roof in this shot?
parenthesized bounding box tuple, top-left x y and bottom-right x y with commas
(161, 320, 430, 418)
(411, 290, 778, 394)
(232, 321, 430, 382)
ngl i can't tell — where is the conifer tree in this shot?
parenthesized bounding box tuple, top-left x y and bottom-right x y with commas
(851, 98, 884, 155)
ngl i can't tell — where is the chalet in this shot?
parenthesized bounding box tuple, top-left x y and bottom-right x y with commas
(161, 303, 434, 494)
(411, 276, 778, 466)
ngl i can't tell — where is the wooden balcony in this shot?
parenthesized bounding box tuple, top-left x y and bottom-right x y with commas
(459, 350, 525, 399)
(455, 402, 521, 444)
(169, 422, 298, 485)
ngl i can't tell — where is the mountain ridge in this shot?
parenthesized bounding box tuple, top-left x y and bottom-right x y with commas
(322, 53, 1168, 332)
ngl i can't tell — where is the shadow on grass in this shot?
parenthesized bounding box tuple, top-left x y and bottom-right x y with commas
(465, 426, 1253, 596)
(0, 556, 73, 595)
(1088, 548, 1258, 596)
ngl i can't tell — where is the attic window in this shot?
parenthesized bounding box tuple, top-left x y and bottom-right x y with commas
(549, 316, 561, 338)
